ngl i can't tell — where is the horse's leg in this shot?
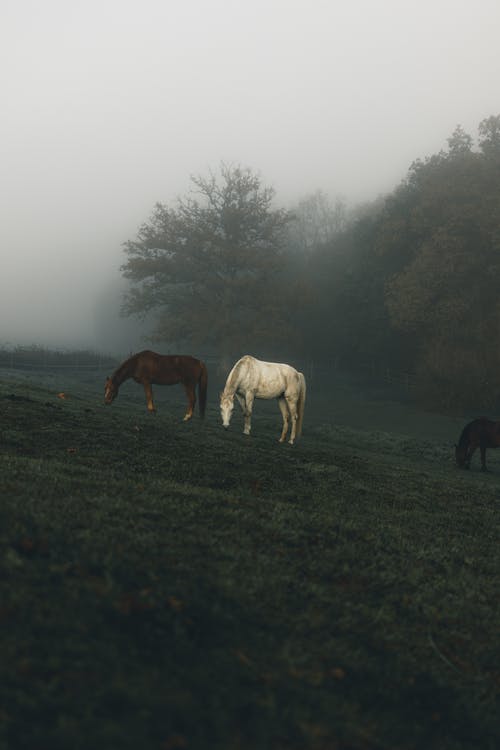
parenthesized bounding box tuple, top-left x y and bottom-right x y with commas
(237, 392, 254, 435)
(465, 444, 476, 469)
(235, 394, 248, 433)
(143, 382, 155, 413)
(277, 396, 289, 442)
(480, 442, 488, 471)
(182, 382, 196, 421)
(243, 393, 255, 435)
(286, 395, 299, 445)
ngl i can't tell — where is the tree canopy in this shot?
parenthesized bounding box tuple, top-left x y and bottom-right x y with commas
(309, 115, 500, 407)
(121, 164, 291, 356)
(381, 118, 500, 406)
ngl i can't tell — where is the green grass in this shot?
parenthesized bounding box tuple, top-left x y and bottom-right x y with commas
(0, 370, 499, 750)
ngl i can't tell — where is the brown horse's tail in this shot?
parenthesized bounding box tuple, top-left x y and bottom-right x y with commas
(198, 360, 208, 418)
(295, 372, 306, 439)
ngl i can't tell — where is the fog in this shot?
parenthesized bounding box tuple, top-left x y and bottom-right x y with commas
(1, 0, 499, 353)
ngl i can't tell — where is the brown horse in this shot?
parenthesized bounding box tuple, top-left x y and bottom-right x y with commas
(104, 350, 207, 420)
(455, 417, 500, 471)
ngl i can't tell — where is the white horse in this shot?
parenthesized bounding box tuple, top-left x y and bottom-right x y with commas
(220, 355, 306, 444)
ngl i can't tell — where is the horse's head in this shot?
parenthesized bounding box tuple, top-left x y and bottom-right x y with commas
(219, 391, 234, 428)
(455, 443, 467, 468)
(104, 377, 118, 405)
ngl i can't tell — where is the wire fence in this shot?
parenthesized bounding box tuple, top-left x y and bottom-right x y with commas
(0, 350, 419, 393)
(0, 350, 118, 372)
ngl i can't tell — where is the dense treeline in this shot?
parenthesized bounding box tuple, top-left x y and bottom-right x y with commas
(301, 115, 500, 409)
(122, 116, 500, 410)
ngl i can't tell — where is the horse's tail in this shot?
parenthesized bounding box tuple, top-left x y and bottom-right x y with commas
(198, 360, 208, 418)
(295, 372, 306, 439)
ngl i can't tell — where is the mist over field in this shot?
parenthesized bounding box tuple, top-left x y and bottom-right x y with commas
(3, 5, 500, 745)
(1, 0, 500, 354)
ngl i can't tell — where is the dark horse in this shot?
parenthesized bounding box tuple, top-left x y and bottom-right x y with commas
(104, 350, 207, 420)
(455, 417, 500, 471)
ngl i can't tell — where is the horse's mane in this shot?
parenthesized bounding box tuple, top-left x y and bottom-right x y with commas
(457, 422, 472, 450)
(224, 357, 246, 392)
(111, 352, 140, 382)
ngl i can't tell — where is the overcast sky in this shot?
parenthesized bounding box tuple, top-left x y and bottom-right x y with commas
(1, 0, 499, 351)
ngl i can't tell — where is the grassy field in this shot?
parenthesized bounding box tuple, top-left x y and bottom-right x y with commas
(0, 366, 498, 750)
